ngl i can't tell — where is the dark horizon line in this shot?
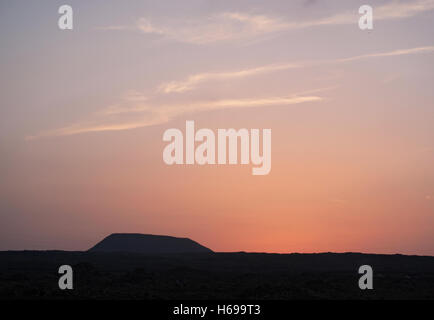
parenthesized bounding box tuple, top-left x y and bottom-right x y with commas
(1, 249, 434, 258)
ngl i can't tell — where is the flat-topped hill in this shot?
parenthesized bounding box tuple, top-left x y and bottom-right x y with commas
(88, 233, 213, 254)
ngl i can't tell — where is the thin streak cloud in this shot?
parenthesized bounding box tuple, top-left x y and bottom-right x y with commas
(27, 44, 434, 140)
(99, 1, 434, 44)
(26, 95, 322, 140)
(336, 46, 434, 63)
(159, 63, 300, 94)
(159, 45, 434, 95)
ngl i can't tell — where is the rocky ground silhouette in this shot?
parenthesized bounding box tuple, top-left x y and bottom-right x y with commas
(1, 250, 434, 299)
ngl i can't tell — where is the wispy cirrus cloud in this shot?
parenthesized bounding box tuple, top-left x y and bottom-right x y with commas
(98, 1, 434, 44)
(375, 0, 434, 19)
(26, 95, 322, 140)
(27, 43, 434, 140)
(134, 12, 289, 45)
(335, 46, 434, 63)
(159, 63, 300, 94)
(297, 0, 434, 28)
(159, 45, 434, 94)
(97, 12, 290, 44)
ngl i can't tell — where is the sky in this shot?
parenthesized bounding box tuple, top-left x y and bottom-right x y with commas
(0, 0, 433, 254)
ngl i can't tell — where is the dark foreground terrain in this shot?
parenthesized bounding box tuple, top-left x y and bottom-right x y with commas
(1, 251, 433, 299)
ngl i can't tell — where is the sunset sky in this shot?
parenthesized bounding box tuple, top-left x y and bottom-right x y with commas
(1, 0, 434, 254)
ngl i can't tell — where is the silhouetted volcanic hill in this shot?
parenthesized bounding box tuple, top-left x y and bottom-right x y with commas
(88, 233, 213, 254)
